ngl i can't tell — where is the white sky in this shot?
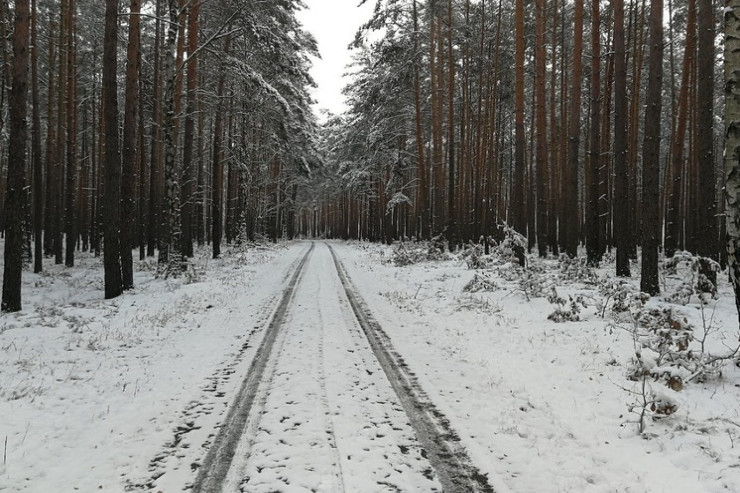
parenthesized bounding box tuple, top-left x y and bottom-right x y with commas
(297, 0, 375, 119)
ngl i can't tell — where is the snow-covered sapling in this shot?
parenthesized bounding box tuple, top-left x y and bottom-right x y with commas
(558, 254, 598, 284)
(463, 272, 499, 293)
(546, 286, 587, 322)
(626, 307, 694, 391)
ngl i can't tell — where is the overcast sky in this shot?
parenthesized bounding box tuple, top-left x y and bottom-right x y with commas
(297, 0, 375, 119)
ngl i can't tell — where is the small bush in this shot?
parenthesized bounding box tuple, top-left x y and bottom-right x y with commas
(546, 287, 587, 322)
(661, 251, 720, 303)
(626, 307, 694, 390)
(493, 224, 527, 267)
(460, 244, 492, 270)
(558, 254, 598, 283)
(463, 272, 499, 293)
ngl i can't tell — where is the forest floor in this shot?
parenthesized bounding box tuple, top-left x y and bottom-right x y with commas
(0, 239, 739, 492)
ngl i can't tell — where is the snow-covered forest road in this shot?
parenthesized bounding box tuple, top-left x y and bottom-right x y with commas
(193, 242, 490, 492)
(1, 241, 739, 492)
(194, 243, 485, 493)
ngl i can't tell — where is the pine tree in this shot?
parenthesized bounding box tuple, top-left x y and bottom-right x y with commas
(103, 0, 123, 299)
(640, 0, 664, 295)
(121, 0, 141, 289)
(2, 0, 30, 312)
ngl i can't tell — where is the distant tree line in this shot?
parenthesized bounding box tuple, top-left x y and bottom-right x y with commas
(0, 0, 320, 310)
(312, 0, 722, 296)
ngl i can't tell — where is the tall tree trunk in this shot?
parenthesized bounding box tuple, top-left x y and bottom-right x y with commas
(723, 0, 740, 327)
(513, 0, 526, 236)
(121, 0, 141, 289)
(54, 0, 66, 265)
(586, 0, 601, 265)
(696, 0, 717, 291)
(147, 0, 163, 257)
(535, 0, 548, 257)
(2, 0, 30, 312)
(138, 50, 147, 260)
(212, 36, 231, 259)
(43, 17, 56, 257)
(565, 0, 583, 258)
(614, 0, 630, 276)
(31, 0, 42, 274)
(665, 0, 696, 257)
(103, 0, 123, 299)
(411, 0, 428, 239)
(181, 0, 200, 258)
(640, 0, 663, 295)
(547, 0, 560, 255)
(64, 0, 76, 267)
(158, 0, 183, 273)
(628, 0, 646, 259)
(446, 0, 457, 248)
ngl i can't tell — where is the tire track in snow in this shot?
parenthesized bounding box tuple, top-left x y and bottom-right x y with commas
(227, 242, 440, 492)
(190, 242, 315, 493)
(313, 274, 347, 493)
(234, 252, 347, 492)
(327, 243, 496, 493)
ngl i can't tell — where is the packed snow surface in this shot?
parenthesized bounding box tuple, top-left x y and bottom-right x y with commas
(0, 240, 738, 492)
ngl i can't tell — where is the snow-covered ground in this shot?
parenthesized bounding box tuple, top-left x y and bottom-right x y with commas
(0, 243, 307, 492)
(339, 242, 740, 493)
(1, 240, 739, 492)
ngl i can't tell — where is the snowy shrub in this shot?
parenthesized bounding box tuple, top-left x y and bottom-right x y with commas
(492, 223, 527, 267)
(463, 272, 499, 293)
(626, 377, 679, 434)
(388, 242, 427, 266)
(386, 192, 412, 214)
(387, 239, 450, 266)
(517, 268, 548, 300)
(557, 254, 598, 283)
(623, 310, 689, 433)
(620, 300, 740, 433)
(460, 244, 493, 270)
(456, 294, 501, 313)
(626, 307, 694, 391)
(663, 280, 694, 306)
(595, 280, 646, 317)
(546, 287, 587, 322)
(427, 235, 448, 260)
(661, 251, 720, 303)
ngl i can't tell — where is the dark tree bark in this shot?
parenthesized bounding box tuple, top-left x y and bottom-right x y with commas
(2, 0, 30, 312)
(564, 0, 583, 258)
(665, 0, 696, 258)
(181, 0, 200, 258)
(158, 0, 182, 272)
(121, 0, 141, 289)
(103, 0, 123, 299)
(31, 0, 42, 274)
(212, 36, 231, 259)
(613, 0, 630, 277)
(696, 0, 717, 291)
(411, 0, 428, 239)
(513, 0, 526, 236)
(446, 0, 457, 248)
(43, 17, 56, 257)
(147, 0, 163, 258)
(586, 0, 601, 266)
(640, 0, 663, 295)
(535, 0, 548, 257)
(724, 0, 740, 327)
(64, 0, 76, 267)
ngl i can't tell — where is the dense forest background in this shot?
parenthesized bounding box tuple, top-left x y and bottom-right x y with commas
(0, 0, 728, 310)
